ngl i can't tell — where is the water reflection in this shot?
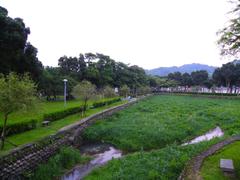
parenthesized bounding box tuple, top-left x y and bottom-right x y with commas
(62, 144, 122, 180)
(183, 126, 224, 145)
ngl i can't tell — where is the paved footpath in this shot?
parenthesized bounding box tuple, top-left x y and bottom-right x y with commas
(178, 135, 240, 180)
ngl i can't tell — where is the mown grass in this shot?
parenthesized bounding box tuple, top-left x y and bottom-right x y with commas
(0, 100, 125, 155)
(201, 141, 240, 180)
(82, 95, 240, 179)
(0, 99, 103, 126)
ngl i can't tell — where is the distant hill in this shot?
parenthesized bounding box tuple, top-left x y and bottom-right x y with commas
(146, 63, 217, 76)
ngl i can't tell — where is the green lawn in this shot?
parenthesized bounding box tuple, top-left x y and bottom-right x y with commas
(0, 99, 96, 125)
(0, 100, 125, 155)
(82, 95, 240, 179)
(201, 141, 240, 180)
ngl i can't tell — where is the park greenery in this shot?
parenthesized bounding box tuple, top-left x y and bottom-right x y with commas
(0, 73, 37, 149)
(83, 95, 240, 179)
(201, 141, 240, 180)
(1, 0, 240, 179)
(0, 99, 125, 154)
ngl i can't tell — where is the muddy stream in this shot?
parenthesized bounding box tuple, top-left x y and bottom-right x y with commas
(62, 143, 122, 180)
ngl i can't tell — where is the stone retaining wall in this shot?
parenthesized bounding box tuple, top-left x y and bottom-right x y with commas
(0, 96, 148, 179)
(178, 135, 240, 180)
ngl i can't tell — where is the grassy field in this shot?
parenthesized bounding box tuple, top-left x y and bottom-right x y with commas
(0, 99, 96, 126)
(201, 141, 240, 180)
(82, 95, 240, 179)
(0, 100, 125, 155)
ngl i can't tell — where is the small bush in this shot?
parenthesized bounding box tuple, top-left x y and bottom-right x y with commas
(32, 147, 90, 180)
(0, 119, 37, 137)
(92, 98, 121, 108)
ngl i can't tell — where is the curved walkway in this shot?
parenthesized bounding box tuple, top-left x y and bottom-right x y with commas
(178, 135, 240, 180)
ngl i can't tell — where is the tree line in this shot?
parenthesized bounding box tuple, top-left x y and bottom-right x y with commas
(0, 6, 151, 100)
(39, 53, 149, 99)
(149, 60, 240, 94)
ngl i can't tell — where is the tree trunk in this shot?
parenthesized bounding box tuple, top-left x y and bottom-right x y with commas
(82, 99, 88, 117)
(1, 114, 8, 150)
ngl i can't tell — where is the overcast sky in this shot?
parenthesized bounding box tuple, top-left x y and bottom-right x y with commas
(1, 0, 235, 69)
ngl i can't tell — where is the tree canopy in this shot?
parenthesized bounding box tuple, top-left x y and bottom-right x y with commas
(218, 0, 240, 57)
(0, 6, 43, 81)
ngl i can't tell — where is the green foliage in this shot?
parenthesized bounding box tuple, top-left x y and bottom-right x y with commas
(32, 147, 90, 180)
(217, 0, 240, 56)
(136, 86, 151, 96)
(102, 86, 116, 98)
(0, 119, 37, 136)
(85, 141, 219, 180)
(72, 81, 96, 115)
(43, 106, 84, 122)
(83, 95, 240, 152)
(1, 100, 125, 153)
(0, 73, 37, 115)
(39, 67, 78, 100)
(170, 91, 239, 97)
(0, 6, 43, 81)
(83, 95, 240, 179)
(58, 53, 149, 89)
(0, 73, 37, 149)
(201, 141, 240, 179)
(119, 85, 130, 97)
(72, 81, 96, 102)
(92, 98, 121, 108)
(150, 76, 179, 87)
(212, 62, 240, 92)
(167, 70, 209, 87)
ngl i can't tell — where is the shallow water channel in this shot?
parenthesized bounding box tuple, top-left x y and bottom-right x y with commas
(62, 127, 224, 179)
(62, 143, 122, 180)
(182, 126, 224, 145)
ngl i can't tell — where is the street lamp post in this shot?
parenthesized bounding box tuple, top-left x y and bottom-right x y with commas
(63, 79, 68, 107)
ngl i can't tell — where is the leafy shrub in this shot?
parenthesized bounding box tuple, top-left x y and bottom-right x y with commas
(92, 98, 121, 108)
(102, 86, 117, 98)
(0, 119, 37, 136)
(43, 106, 84, 122)
(32, 147, 90, 180)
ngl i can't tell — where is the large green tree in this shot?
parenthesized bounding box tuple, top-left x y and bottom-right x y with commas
(0, 6, 43, 81)
(0, 73, 37, 149)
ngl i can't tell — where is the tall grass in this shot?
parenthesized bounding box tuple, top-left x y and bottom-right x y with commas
(82, 95, 240, 179)
(31, 147, 90, 180)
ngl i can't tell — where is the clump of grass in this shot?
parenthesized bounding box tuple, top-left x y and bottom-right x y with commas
(85, 140, 221, 180)
(31, 146, 90, 180)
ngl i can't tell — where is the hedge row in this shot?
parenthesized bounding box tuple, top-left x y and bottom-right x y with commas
(158, 91, 239, 97)
(92, 97, 121, 108)
(0, 119, 37, 137)
(43, 106, 84, 122)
